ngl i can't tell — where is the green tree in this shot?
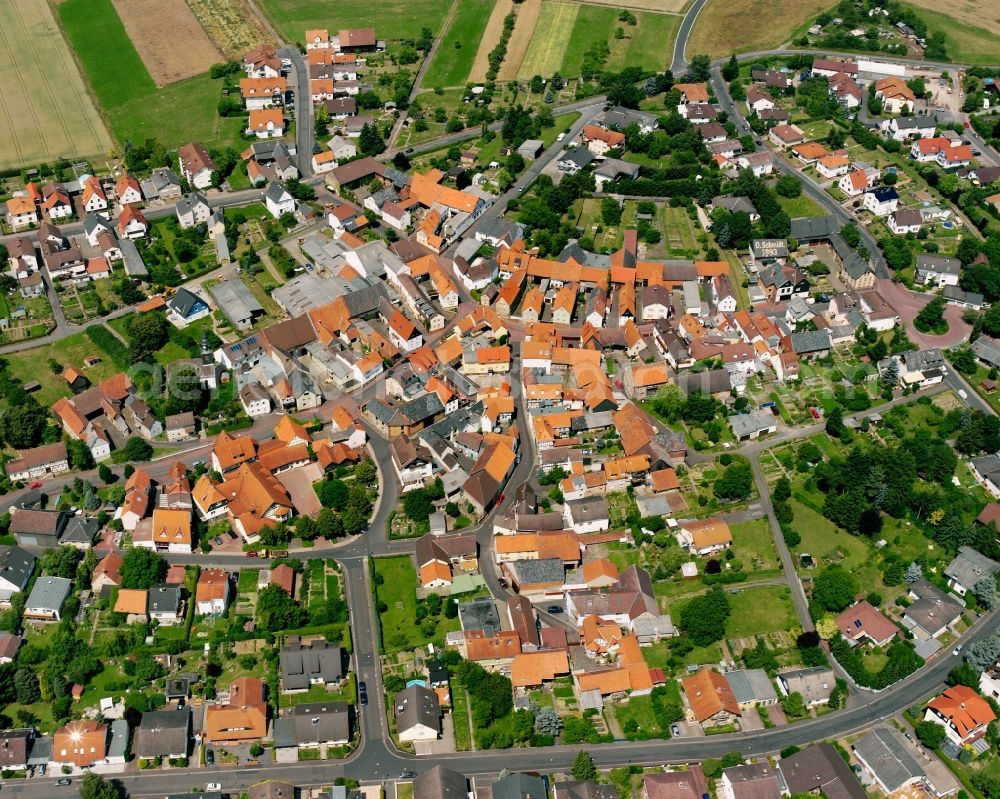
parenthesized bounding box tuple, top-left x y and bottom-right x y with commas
(678, 585, 730, 645)
(812, 565, 858, 613)
(915, 295, 946, 333)
(41, 546, 83, 579)
(98, 464, 113, 484)
(915, 720, 946, 748)
(825, 405, 844, 439)
(120, 547, 167, 589)
(14, 668, 40, 705)
(722, 53, 739, 81)
(126, 312, 169, 363)
(256, 584, 307, 631)
(79, 772, 120, 799)
(358, 123, 385, 156)
(0, 401, 49, 449)
(715, 461, 753, 500)
(572, 750, 597, 781)
(123, 437, 153, 462)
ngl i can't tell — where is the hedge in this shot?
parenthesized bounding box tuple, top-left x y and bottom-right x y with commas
(86, 324, 130, 369)
(829, 636, 923, 690)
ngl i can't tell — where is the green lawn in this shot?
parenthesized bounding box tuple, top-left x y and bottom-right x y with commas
(778, 193, 826, 219)
(730, 518, 779, 571)
(374, 555, 457, 653)
(452, 685, 472, 751)
(610, 693, 664, 737)
(561, 4, 618, 77)
(3, 330, 124, 408)
(423, 0, 497, 88)
(257, 0, 451, 41)
(787, 497, 870, 571)
(281, 674, 356, 707)
(724, 585, 798, 638)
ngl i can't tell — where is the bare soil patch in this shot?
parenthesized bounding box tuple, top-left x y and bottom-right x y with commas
(498, 0, 542, 80)
(111, 0, 222, 85)
(470, 0, 515, 82)
(186, 0, 274, 59)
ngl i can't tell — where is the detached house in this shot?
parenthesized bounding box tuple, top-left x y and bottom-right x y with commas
(178, 142, 216, 190)
(195, 568, 231, 615)
(265, 182, 296, 219)
(683, 669, 740, 727)
(248, 108, 285, 139)
(925, 685, 996, 745)
(176, 193, 211, 229)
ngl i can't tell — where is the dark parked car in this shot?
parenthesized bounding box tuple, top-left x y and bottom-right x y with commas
(359, 681, 368, 705)
(206, 749, 215, 765)
(546, 605, 563, 614)
(56, 779, 72, 786)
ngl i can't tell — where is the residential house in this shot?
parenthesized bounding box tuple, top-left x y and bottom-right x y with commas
(833, 601, 899, 646)
(175, 193, 211, 229)
(203, 676, 268, 745)
(195, 568, 231, 615)
(178, 142, 216, 190)
(776, 666, 836, 707)
(394, 684, 440, 742)
(279, 639, 344, 693)
(0, 546, 36, 604)
(265, 182, 296, 219)
(852, 725, 926, 796)
(902, 579, 964, 639)
(915, 254, 961, 287)
(644, 768, 709, 799)
(864, 187, 899, 217)
(5, 441, 69, 482)
(52, 720, 108, 769)
(944, 546, 999, 597)
(682, 669, 740, 727)
(134, 708, 190, 762)
(925, 685, 996, 745)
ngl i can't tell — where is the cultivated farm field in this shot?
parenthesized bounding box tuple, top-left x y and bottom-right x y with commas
(577, 0, 687, 10)
(0, 0, 112, 169)
(906, 2, 1000, 65)
(111, 0, 221, 85)
(687, 0, 831, 58)
(423, 0, 498, 88)
(517, 1, 676, 79)
(256, 0, 450, 42)
(59, 0, 244, 151)
(186, 0, 274, 59)
(469, 0, 517, 82)
(497, 0, 542, 80)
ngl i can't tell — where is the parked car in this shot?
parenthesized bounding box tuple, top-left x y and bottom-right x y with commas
(214, 536, 224, 546)
(56, 779, 71, 786)
(206, 749, 215, 765)
(953, 644, 963, 656)
(546, 605, 563, 614)
(400, 770, 416, 778)
(207, 784, 222, 792)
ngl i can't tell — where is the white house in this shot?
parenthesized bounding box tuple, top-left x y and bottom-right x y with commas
(175, 193, 212, 229)
(863, 187, 899, 217)
(915, 254, 961, 287)
(888, 209, 922, 236)
(563, 497, 610, 534)
(265, 182, 296, 219)
(240, 383, 272, 417)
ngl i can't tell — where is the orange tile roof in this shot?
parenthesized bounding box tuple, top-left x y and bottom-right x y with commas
(675, 83, 710, 102)
(651, 468, 680, 492)
(629, 362, 669, 388)
(196, 568, 230, 602)
(928, 685, 996, 739)
(204, 677, 267, 743)
(409, 171, 479, 213)
(696, 260, 729, 278)
(270, 563, 295, 594)
(248, 108, 284, 131)
(239, 76, 287, 98)
(465, 631, 522, 661)
(537, 530, 581, 563)
(683, 668, 740, 721)
(581, 558, 619, 583)
(150, 507, 192, 546)
(53, 721, 107, 767)
(420, 560, 452, 586)
(273, 415, 309, 444)
(792, 141, 830, 160)
(511, 650, 570, 688)
(682, 518, 732, 550)
(214, 431, 258, 471)
(114, 589, 148, 615)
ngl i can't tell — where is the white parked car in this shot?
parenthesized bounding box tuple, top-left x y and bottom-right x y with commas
(207, 784, 222, 792)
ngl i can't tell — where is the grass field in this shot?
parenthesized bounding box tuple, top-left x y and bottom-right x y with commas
(257, 0, 451, 42)
(0, 0, 113, 169)
(778, 193, 827, 219)
(608, 12, 680, 72)
(730, 518, 780, 571)
(562, 4, 619, 77)
(4, 329, 124, 408)
(423, 0, 498, 88)
(724, 586, 798, 637)
(59, 0, 245, 151)
(687, 0, 831, 58)
(517, 1, 581, 78)
(910, 6, 1000, 66)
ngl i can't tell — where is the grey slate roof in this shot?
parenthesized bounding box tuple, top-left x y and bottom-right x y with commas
(134, 708, 190, 759)
(790, 329, 832, 354)
(0, 546, 36, 592)
(393, 684, 440, 735)
(148, 584, 182, 615)
(973, 337, 1000, 368)
(60, 516, 99, 546)
(944, 546, 1000, 591)
(265, 182, 293, 205)
(725, 669, 778, 705)
(916, 254, 961, 276)
(288, 702, 351, 744)
(25, 576, 71, 613)
(413, 765, 469, 799)
(777, 666, 835, 705)
(493, 772, 548, 799)
(210, 280, 264, 325)
(554, 782, 620, 799)
(505, 557, 565, 586)
(729, 410, 776, 439)
(458, 596, 501, 634)
(903, 579, 963, 635)
(780, 744, 867, 799)
(168, 287, 207, 318)
(852, 725, 924, 793)
(279, 640, 343, 691)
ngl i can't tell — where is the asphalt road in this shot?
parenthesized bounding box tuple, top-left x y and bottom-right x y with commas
(670, 0, 709, 75)
(280, 46, 314, 178)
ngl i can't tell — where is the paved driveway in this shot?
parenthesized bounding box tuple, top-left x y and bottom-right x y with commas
(277, 463, 323, 517)
(876, 278, 971, 349)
